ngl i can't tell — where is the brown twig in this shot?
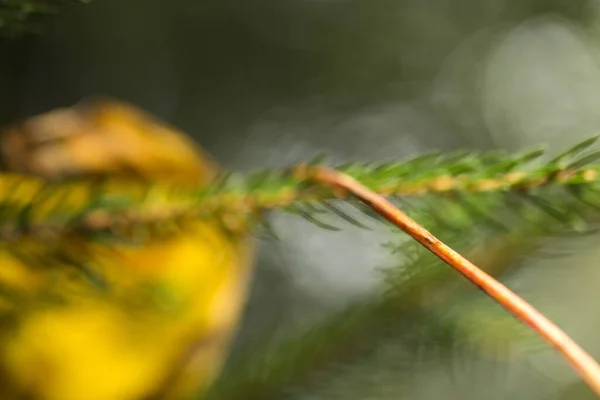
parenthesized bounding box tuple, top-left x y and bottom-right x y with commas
(309, 165, 600, 397)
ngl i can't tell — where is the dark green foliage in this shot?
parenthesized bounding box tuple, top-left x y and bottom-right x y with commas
(0, 0, 90, 38)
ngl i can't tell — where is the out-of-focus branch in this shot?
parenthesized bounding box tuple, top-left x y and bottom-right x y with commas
(0, 0, 91, 38)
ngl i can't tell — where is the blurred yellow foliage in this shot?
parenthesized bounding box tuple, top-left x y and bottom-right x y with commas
(0, 99, 254, 400)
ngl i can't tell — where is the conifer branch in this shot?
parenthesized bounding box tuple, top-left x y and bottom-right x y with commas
(0, 137, 599, 241)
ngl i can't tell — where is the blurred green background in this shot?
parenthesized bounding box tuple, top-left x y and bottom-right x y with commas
(3, 1, 600, 399)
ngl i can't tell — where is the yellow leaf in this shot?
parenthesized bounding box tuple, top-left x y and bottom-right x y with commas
(0, 98, 254, 400)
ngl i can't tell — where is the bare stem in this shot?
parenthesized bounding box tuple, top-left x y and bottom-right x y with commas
(310, 165, 600, 397)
